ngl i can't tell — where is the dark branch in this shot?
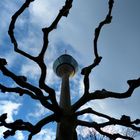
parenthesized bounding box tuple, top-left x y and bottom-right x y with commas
(89, 78, 140, 99)
(8, 0, 59, 110)
(28, 114, 56, 138)
(75, 107, 140, 131)
(72, 0, 114, 111)
(0, 113, 34, 139)
(35, 0, 73, 113)
(75, 107, 111, 121)
(0, 64, 55, 111)
(72, 77, 140, 112)
(77, 120, 135, 140)
(8, 0, 36, 61)
(0, 113, 56, 139)
(0, 83, 50, 100)
(81, 0, 114, 76)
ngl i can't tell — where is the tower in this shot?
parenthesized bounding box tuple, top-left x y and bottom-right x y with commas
(53, 54, 78, 140)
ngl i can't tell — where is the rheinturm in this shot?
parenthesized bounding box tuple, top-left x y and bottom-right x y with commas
(53, 54, 78, 140)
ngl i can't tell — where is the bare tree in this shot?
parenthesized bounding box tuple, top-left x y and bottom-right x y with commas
(0, 0, 140, 140)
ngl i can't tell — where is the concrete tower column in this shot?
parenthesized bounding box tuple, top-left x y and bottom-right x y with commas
(53, 54, 78, 140)
(60, 73, 71, 110)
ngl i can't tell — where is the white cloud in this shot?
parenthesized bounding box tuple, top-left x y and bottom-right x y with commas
(33, 128, 55, 140)
(28, 103, 51, 119)
(14, 131, 25, 140)
(0, 126, 7, 139)
(76, 126, 99, 139)
(0, 100, 21, 139)
(45, 62, 60, 86)
(29, 0, 65, 27)
(20, 61, 40, 80)
(0, 100, 21, 122)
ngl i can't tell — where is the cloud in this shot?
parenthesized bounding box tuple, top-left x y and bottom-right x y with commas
(29, 0, 65, 27)
(20, 61, 40, 80)
(0, 100, 21, 139)
(0, 1, 19, 43)
(33, 128, 55, 140)
(0, 100, 21, 122)
(14, 131, 25, 140)
(28, 103, 51, 119)
(0, 127, 7, 139)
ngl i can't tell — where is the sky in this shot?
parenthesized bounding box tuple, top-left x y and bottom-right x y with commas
(0, 0, 140, 140)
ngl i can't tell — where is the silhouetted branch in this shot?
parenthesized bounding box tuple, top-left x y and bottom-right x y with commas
(76, 107, 140, 127)
(75, 107, 111, 121)
(77, 120, 135, 140)
(90, 78, 140, 99)
(7, 0, 55, 101)
(0, 63, 42, 95)
(8, 0, 36, 61)
(81, 0, 114, 76)
(28, 114, 56, 139)
(76, 109, 140, 139)
(8, 0, 73, 111)
(73, 0, 114, 112)
(0, 113, 34, 139)
(0, 83, 37, 99)
(99, 117, 140, 132)
(0, 83, 50, 100)
(0, 113, 56, 139)
(72, 77, 140, 111)
(36, 0, 73, 110)
(93, 0, 114, 59)
(0, 62, 55, 111)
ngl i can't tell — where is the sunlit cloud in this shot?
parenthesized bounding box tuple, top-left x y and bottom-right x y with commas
(0, 100, 21, 139)
(14, 131, 24, 140)
(0, 100, 21, 122)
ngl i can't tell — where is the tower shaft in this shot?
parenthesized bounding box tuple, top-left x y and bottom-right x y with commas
(60, 73, 71, 110)
(56, 74, 74, 140)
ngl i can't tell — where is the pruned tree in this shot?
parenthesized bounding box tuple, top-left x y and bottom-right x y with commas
(0, 0, 140, 140)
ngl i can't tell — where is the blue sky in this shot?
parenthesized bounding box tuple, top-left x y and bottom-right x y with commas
(0, 0, 140, 140)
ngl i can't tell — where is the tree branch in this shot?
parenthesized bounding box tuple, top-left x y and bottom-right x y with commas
(28, 114, 56, 139)
(73, 0, 114, 112)
(77, 120, 135, 140)
(34, 0, 73, 113)
(90, 78, 140, 99)
(0, 62, 55, 111)
(75, 107, 140, 131)
(8, 0, 59, 111)
(0, 83, 50, 100)
(0, 113, 34, 139)
(75, 107, 111, 121)
(81, 0, 114, 76)
(0, 113, 56, 139)
(72, 77, 140, 111)
(8, 0, 36, 61)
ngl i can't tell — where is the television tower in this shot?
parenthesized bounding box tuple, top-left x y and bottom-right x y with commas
(53, 54, 78, 140)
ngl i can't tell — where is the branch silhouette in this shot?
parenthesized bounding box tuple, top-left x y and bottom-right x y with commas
(0, 0, 140, 139)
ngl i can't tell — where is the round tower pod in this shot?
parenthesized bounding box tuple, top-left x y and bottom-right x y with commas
(53, 54, 78, 77)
